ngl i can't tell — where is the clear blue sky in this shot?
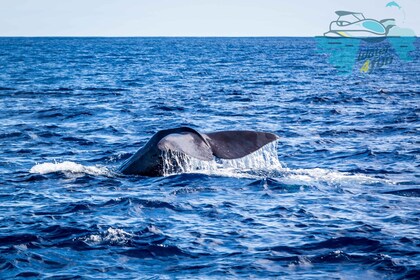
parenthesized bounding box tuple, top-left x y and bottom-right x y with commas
(0, 0, 419, 36)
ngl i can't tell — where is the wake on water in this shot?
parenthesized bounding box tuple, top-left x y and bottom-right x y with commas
(29, 142, 387, 186)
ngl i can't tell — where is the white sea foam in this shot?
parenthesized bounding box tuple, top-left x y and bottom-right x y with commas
(83, 227, 133, 245)
(281, 167, 385, 186)
(29, 161, 111, 176)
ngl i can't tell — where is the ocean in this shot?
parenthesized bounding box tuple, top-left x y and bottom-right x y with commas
(0, 37, 419, 279)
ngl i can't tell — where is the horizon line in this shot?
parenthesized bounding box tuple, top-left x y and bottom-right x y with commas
(0, 35, 317, 38)
(0, 35, 418, 38)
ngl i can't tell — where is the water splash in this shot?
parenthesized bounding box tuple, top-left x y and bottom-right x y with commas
(29, 161, 112, 177)
(161, 141, 388, 185)
(162, 142, 283, 177)
(28, 143, 388, 185)
(280, 167, 389, 187)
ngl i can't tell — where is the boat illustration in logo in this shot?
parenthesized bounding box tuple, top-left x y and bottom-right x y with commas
(324, 11, 395, 38)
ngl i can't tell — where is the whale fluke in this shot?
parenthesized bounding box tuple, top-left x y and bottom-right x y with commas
(119, 127, 279, 176)
(205, 130, 279, 159)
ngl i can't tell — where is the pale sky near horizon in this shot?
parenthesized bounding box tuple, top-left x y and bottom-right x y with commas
(0, 0, 419, 36)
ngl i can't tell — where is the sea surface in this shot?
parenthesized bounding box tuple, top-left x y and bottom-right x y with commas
(0, 37, 419, 279)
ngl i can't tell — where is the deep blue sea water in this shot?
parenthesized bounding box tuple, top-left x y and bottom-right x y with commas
(0, 37, 419, 279)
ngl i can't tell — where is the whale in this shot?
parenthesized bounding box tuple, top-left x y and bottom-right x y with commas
(119, 127, 279, 176)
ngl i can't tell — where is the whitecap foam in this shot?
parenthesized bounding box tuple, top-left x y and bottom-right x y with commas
(29, 161, 112, 176)
(83, 227, 133, 245)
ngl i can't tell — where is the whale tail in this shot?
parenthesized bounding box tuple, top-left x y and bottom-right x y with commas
(158, 129, 279, 160)
(120, 127, 279, 176)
